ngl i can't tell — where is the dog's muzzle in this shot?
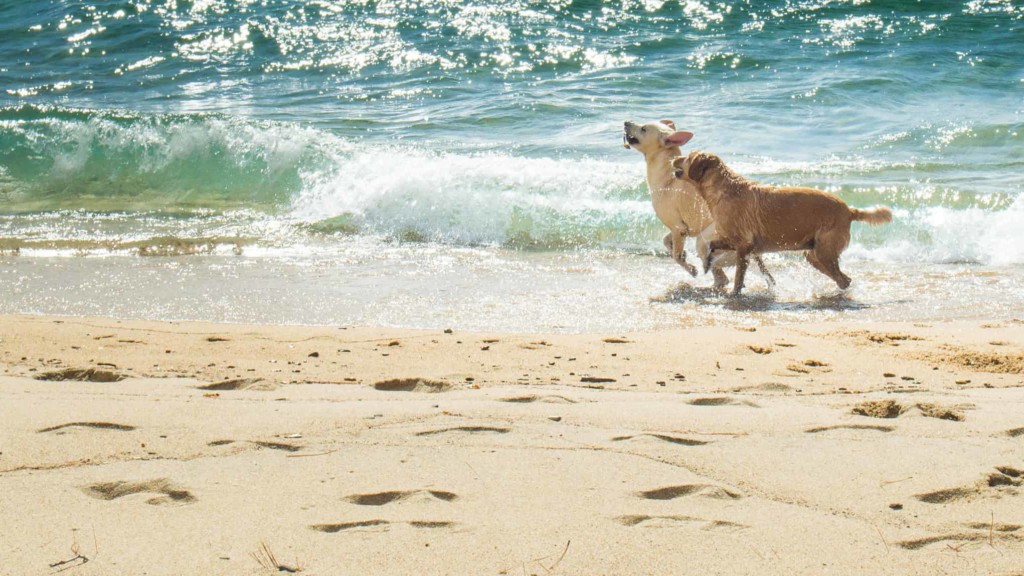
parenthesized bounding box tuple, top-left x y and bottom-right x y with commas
(623, 121, 640, 148)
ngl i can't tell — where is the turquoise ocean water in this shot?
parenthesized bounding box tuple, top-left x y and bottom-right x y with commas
(1, 1, 1022, 331)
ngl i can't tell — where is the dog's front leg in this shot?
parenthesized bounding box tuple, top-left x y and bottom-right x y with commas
(697, 225, 730, 289)
(754, 256, 776, 289)
(671, 228, 697, 277)
(704, 239, 732, 274)
(662, 232, 673, 254)
(732, 245, 752, 296)
(711, 265, 729, 290)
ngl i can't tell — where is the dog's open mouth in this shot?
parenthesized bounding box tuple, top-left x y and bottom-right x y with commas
(624, 133, 640, 148)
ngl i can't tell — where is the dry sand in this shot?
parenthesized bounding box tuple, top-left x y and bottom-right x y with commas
(2, 314, 1023, 575)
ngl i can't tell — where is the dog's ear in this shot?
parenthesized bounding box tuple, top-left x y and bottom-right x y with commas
(660, 119, 676, 130)
(663, 130, 693, 147)
(687, 152, 719, 182)
(671, 157, 687, 180)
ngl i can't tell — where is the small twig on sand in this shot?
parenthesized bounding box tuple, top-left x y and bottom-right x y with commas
(49, 555, 88, 573)
(250, 542, 302, 573)
(990, 511, 995, 548)
(49, 537, 88, 573)
(545, 540, 571, 573)
(873, 526, 890, 554)
(49, 554, 88, 573)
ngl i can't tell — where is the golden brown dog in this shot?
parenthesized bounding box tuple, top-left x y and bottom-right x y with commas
(623, 120, 773, 288)
(672, 151, 892, 295)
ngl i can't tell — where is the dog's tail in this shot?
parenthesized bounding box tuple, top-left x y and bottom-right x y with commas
(850, 206, 893, 225)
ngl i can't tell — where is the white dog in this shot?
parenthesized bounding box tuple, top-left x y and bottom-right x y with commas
(623, 120, 773, 289)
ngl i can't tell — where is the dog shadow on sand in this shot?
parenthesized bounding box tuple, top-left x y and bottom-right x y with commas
(652, 282, 872, 313)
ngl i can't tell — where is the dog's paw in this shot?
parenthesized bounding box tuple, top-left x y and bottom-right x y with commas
(683, 261, 698, 277)
(712, 270, 729, 290)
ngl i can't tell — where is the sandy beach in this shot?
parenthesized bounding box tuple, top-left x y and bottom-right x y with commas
(4, 1, 1024, 575)
(1, 314, 1022, 575)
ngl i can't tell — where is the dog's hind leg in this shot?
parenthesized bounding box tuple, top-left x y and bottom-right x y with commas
(806, 247, 851, 290)
(805, 250, 828, 277)
(754, 256, 776, 289)
(814, 229, 851, 289)
(821, 255, 851, 290)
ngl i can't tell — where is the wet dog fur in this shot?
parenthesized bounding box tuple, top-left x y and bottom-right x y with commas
(623, 120, 773, 288)
(672, 151, 892, 295)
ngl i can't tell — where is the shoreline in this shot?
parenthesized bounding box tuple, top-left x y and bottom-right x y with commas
(2, 314, 1023, 575)
(4, 248, 1024, 334)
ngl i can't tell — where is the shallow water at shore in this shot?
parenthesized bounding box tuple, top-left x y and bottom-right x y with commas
(3, 243, 1021, 332)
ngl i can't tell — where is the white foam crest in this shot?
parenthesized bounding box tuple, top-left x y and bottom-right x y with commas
(38, 113, 338, 177)
(846, 196, 1024, 265)
(291, 149, 647, 245)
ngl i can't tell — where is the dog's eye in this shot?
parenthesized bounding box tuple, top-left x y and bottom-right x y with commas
(640, 127, 646, 133)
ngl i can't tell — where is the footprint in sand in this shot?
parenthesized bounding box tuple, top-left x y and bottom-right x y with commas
(637, 484, 743, 501)
(914, 466, 1022, 504)
(687, 397, 759, 408)
(83, 478, 195, 506)
(309, 520, 456, 533)
(373, 378, 452, 393)
(851, 400, 966, 422)
(196, 378, 277, 391)
(964, 521, 1022, 532)
(249, 440, 303, 452)
(804, 424, 895, 434)
(415, 426, 509, 437)
(901, 402, 967, 421)
(860, 332, 924, 345)
(1005, 427, 1024, 438)
(38, 422, 136, 433)
(345, 490, 459, 506)
(896, 523, 1024, 550)
(924, 347, 1024, 375)
(407, 521, 456, 528)
(616, 515, 746, 531)
(785, 360, 831, 374)
(34, 368, 126, 382)
(499, 395, 577, 404)
(310, 520, 388, 532)
(730, 382, 793, 394)
(611, 433, 710, 447)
